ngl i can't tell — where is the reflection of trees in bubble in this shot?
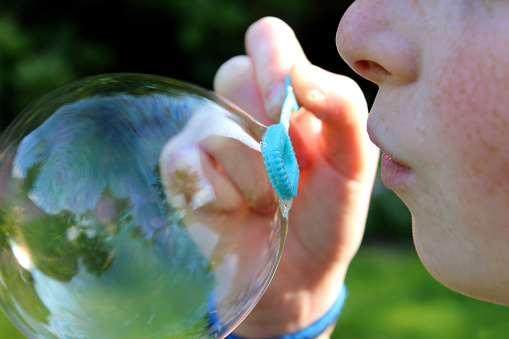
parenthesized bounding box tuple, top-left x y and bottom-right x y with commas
(2, 158, 214, 284)
(3, 162, 137, 281)
(0, 208, 14, 252)
(21, 159, 43, 197)
(23, 209, 81, 281)
(152, 163, 176, 220)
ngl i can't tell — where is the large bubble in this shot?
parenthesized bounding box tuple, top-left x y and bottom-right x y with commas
(0, 74, 287, 338)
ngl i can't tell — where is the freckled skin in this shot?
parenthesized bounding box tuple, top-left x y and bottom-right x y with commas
(338, 0, 509, 304)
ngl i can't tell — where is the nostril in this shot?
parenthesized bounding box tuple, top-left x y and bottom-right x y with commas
(354, 60, 391, 83)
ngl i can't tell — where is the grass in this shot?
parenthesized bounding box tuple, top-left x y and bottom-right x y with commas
(1, 245, 508, 338)
(333, 245, 509, 339)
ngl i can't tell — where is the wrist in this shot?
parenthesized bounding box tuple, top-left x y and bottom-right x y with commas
(215, 283, 346, 339)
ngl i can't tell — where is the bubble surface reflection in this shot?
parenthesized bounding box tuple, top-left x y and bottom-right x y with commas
(0, 74, 286, 338)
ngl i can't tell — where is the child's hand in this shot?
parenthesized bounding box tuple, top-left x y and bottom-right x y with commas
(213, 17, 379, 337)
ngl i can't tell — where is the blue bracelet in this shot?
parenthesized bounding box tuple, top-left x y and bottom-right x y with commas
(209, 284, 347, 339)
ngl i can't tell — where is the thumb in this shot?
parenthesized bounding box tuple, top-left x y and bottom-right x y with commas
(290, 63, 378, 179)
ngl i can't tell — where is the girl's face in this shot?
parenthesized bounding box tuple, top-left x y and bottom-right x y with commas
(337, 0, 509, 305)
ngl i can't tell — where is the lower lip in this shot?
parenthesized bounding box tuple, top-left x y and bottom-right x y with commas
(380, 152, 412, 188)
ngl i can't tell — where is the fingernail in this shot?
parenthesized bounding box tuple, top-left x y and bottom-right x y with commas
(264, 81, 286, 123)
(308, 89, 326, 102)
(293, 63, 330, 102)
(161, 145, 215, 211)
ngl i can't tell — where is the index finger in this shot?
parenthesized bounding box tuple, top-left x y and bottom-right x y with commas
(245, 17, 309, 122)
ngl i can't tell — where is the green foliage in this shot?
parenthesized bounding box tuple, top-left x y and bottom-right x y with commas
(0, 13, 114, 131)
(0, 0, 371, 130)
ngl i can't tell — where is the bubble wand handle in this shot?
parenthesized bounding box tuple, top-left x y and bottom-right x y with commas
(279, 76, 299, 131)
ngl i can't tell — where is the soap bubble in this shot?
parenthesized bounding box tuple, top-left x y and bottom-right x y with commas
(0, 74, 286, 338)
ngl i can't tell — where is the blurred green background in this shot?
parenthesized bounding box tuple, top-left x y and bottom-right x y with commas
(0, 0, 507, 338)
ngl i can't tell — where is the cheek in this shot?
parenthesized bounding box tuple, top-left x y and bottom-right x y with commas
(415, 30, 509, 293)
(388, 4, 509, 304)
(425, 34, 509, 206)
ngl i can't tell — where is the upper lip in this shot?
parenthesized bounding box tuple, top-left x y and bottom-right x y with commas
(366, 119, 381, 150)
(367, 115, 411, 169)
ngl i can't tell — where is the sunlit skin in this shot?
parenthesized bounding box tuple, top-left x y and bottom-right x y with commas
(338, 0, 509, 306)
(212, 18, 379, 338)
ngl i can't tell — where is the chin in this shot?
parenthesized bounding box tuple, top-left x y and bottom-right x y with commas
(413, 219, 509, 307)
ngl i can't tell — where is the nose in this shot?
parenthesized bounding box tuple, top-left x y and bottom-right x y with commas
(336, 0, 420, 86)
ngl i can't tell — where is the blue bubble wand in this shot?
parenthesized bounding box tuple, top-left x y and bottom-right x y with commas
(261, 75, 300, 217)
